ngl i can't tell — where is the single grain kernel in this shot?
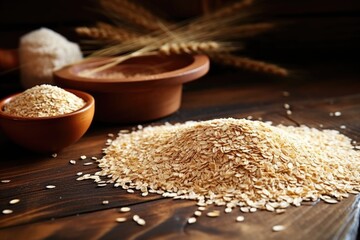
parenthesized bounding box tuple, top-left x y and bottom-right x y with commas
(9, 199, 20, 205)
(236, 216, 245, 222)
(188, 217, 197, 224)
(116, 217, 127, 223)
(119, 207, 131, 212)
(272, 225, 286, 232)
(2, 209, 13, 214)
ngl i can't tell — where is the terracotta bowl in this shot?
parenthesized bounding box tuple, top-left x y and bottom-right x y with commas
(53, 54, 209, 123)
(0, 89, 95, 153)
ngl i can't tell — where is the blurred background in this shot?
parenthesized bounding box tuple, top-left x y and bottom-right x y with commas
(0, 0, 359, 95)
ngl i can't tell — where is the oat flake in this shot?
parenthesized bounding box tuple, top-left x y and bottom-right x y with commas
(79, 118, 360, 213)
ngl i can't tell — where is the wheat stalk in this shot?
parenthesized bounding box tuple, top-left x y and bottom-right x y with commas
(211, 53, 288, 77)
(159, 41, 240, 55)
(85, 0, 259, 56)
(77, 0, 288, 76)
(76, 23, 142, 42)
(99, 0, 169, 31)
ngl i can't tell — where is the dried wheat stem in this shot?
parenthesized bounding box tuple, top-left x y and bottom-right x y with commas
(76, 26, 134, 42)
(159, 41, 237, 55)
(211, 53, 288, 76)
(87, 43, 162, 74)
(76, 22, 153, 43)
(100, 0, 169, 31)
(76, 26, 109, 40)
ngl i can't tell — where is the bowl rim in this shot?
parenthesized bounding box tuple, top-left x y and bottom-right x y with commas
(53, 54, 210, 91)
(0, 88, 95, 121)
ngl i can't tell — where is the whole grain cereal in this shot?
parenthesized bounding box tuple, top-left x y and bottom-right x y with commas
(82, 118, 360, 213)
(3, 84, 85, 117)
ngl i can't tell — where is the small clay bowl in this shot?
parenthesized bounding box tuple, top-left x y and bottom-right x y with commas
(54, 54, 209, 123)
(0, 89, 95, 153)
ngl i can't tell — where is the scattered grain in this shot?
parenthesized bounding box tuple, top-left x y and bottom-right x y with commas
(340, 125, 346, 129)
(207, 210, 220, 217)
(334, 111, 342, 117)
(286, 110, 292, 115)
(240, 207, 250, 213)
(1, 180, 10, 183)
(76, 172, 83, 176)
(116, 217, 127, 223)
(275, 209, 286, 214)
(132, 214, 145, 226)
(236, 216, 245, 222)
(188, 217, 197, 224)
(9, 199, 20, 205)
(283, 103, 290, 109)
(225, 207, 232, 213)
(102, 200, 109, 205)
(70, 160, 76, 165)
(80, 155, 87, 160)
(46, 185, 56, 189)
(249, 207, 257, 213)
(83, 162, 93, 166)
(194, 210, 202, 217)
(52, 153, 57, 158)
(272, 225, 286, 232)
(137, 218, 146, 226)
(119, 207, 131, 212)
(2, 209, 13, 215)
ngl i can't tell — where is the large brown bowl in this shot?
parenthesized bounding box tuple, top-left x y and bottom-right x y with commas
(53, 54, 209, 123)
(0, 89, 95, 153)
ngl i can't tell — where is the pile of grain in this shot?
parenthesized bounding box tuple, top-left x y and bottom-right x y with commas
(93, 118, 360, 211)
(3, 84, 85, 117)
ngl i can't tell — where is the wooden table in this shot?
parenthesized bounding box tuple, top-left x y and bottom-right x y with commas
(0, 61, 359, 240)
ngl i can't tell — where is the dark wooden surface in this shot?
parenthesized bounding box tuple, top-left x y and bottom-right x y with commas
(0, 60, 360, 239)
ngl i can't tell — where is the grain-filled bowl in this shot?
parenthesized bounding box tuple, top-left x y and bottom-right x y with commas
(0, 88, 95, 153)
(53, 54, 209, 123)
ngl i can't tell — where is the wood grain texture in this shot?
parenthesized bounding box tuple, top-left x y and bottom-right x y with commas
(0, 62, 360, 239)
(0, 190, 359, 240)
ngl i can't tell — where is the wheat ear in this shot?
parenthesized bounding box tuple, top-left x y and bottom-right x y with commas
(99, 0, 169, 31)
(211, 53, 288, 76)
(76, 25, 139, 42)
(159, 41, 219, 55)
